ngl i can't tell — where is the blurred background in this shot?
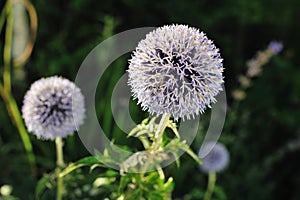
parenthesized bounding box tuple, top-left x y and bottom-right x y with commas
(1, 0, 300, 199)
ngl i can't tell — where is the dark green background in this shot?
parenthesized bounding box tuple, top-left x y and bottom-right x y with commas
(1, 0, 300, 199)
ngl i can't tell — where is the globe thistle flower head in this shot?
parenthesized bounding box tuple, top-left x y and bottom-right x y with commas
(128, 24, 224, 120)
(22, 76, 85, 140)
(198, 142, 229, 173)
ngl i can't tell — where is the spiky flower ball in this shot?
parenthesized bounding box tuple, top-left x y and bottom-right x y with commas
(22, 76, 85, 140)
(128, 24, 224, 120)
(198, 142, 229, 173)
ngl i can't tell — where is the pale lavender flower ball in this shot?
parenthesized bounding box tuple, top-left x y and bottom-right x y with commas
(128, 24, 224, 120)
(22, 76, 85, 140)
(198, 142, 229, 173)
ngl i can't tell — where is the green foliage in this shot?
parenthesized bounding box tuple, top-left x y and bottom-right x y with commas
(36, 156, 174, 200)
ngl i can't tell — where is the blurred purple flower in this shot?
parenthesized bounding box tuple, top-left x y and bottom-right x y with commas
(198, 142, 230, 173)
(268, 41, 283, 54)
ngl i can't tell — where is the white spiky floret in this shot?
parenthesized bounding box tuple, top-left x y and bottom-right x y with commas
(22, 76, 85, 140)
(128, 24, 224, 120)
(198, 142, 230, 173)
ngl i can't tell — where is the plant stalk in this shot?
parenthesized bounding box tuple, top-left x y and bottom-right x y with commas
(152, 113, 170, 150)
(204, 172, 216, 200)
(55, 137, 65, 200)
(3, 0, 13, 93)
(0, 84, 36, 174)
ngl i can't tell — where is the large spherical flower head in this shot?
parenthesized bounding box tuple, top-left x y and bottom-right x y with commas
(22, 76, 85, 140)
(128, 24, 224, 120)
(198, 142, 229, 173)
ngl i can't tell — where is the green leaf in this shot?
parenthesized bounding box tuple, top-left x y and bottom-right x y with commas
(165, 138, 202, 166)
(90, 163, 105, 172)
(118, 175, 131, 195)
(35, 174, 55, 199)
(127, 188, 144, 200)
(35, 176, 48, 199)
(214, 185, 227, 200)
(177, 140, 202, 165)
(167, 120, 180, 138)
(141, 117, 150, 124)
(60, 156, 104, 177)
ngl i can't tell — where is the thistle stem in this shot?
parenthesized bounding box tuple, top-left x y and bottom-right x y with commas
(55, 137, 65, 200)
(204, 172, 216, 200)
(152, 113, 170, 150)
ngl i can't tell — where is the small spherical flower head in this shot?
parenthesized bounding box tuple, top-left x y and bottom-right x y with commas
(22, 76, 85, 140)
(128, 24, 224, 120)
(198, 142, 229, 173)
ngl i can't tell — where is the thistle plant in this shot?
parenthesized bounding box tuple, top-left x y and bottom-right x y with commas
(198, 142, 229, 173)
(57, 24, 225, 199)
(0, 0, 294, 199)
(22, 76, 85, 200)
(128, 24, 224, 121)
(198, 142, 230, 200)
(112, 24, 224, 198)
(125, 24, 223, 166)
(22, 76, 85, 140)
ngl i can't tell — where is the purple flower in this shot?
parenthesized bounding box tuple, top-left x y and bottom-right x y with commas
(198, 142, 230, 173)
(128, 24, 224, 120)
(22, 76, 85, 140)
(268, 41, 283, 54)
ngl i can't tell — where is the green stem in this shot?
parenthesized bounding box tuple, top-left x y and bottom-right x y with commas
(3, 0, 13, 93)
(0, 0, 36, 175)
(137, 113, 170, 179)
(0, 1, 8, 33)
(0, 84, 36, 174)
(152, 113, 170, 150)
(204, 172, 217, 200)
(55, 137, 65, 200)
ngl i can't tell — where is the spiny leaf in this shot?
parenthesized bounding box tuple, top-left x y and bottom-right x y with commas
(167, 120, 180, 138)
(177, 140, 202, 165)
(141, 117, 150, 124)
